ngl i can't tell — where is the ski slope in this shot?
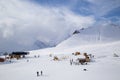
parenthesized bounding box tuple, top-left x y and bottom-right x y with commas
(1, 23, 120, 80)
(0, 40, 120, 80)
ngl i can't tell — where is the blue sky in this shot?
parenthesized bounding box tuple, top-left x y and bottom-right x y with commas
(30, 0, 120, 19)
(30, 0, 94, 16)
(0, 0, 120, 52)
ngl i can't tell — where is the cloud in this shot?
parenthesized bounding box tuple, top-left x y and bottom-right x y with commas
(0, 0, 95, 52)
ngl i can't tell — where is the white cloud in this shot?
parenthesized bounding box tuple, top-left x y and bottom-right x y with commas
(0, 0, 95, 52)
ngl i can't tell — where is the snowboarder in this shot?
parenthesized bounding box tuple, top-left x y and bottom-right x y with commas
(37, 71, 39, 77)
(41, 71, 43, 76)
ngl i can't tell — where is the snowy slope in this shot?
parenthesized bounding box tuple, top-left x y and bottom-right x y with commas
(57, 23, 120, 48)
(1, 10, 120, 80)
(0, 41, 120, 80)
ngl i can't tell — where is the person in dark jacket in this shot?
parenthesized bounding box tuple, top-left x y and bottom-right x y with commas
(41, 71, 43, 76)
(37, 71, 39, 76)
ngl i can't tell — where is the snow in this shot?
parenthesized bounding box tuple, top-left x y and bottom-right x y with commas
(0, 40, 120, 80)
(0, 23, 120, 80)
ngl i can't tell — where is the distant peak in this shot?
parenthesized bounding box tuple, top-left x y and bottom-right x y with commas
(73, 30, 80, 35)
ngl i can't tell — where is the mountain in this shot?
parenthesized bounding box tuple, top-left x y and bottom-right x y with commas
(57, 23, 120, 48)
(34, 40, 55, 49)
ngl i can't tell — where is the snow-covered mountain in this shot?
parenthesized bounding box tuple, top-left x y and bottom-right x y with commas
(57, 22, 120, 48)
(34, 40, 55, 49)
(1, 31, 120, 80)
(34, 21, 120, 50)
(1, 16, 120, 80)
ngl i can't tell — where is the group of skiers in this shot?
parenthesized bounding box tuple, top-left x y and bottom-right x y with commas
(37, 71, 43, 77)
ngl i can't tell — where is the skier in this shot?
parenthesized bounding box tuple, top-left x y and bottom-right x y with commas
(41, 71, 43, 76)
(37, 71, 39, 77)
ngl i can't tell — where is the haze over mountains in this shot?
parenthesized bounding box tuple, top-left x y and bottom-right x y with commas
(0, 0, 120, 53)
